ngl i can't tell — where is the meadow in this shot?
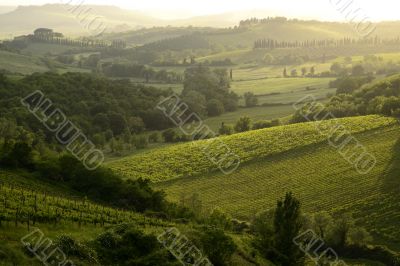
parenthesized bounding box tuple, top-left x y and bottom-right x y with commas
(0, 50, 49, 74)
(202, 105, 295, 131)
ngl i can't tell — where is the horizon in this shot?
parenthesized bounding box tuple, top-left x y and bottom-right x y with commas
(0, 0, 398, 22)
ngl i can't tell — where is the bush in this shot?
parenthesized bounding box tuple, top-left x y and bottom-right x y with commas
(253, 120, 273, 130)
(200, 228, 237, 266)
(149, 132, 161, 143)
(234, 116, 251, 133)
(162, 129, 178, 143)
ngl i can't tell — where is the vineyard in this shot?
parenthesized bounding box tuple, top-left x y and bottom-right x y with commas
(157, 123, 400, 249)
(108, 115, 397, 182)
(0, 180, 172, 230)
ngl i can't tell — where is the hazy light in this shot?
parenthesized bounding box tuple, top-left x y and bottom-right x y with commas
(1, 0, 398, 21)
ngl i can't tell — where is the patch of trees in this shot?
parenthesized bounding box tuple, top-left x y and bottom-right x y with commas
(254, 36, 400, 50)
(292, 74, 400, 123)
(251, 192, 397, 266)
(0, 72, 174, 144)
(182, 65, 239, 117)
(101, 63, 183, 83)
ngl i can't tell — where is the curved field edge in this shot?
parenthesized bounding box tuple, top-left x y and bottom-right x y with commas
(107, 115, 397, 182)
(156, 124, 400, 250)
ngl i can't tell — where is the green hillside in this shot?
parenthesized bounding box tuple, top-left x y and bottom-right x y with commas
(108, 115, 396, 182)
(156, 122, 400, 249)
(0, 50, 49, 74)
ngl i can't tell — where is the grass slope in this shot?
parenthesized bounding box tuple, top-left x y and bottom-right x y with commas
(157, 122, 400, 249)
(108, 115, 396, 182)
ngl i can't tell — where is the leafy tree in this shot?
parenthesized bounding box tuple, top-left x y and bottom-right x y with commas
(313, 211, 332, 239)
(301, 67, 307, 76)
(291, 69, 298, 77)
(93, 226, 176, 266)
(182, 91, 207, 118)
(273, 192, 304, 266)
(207, 99, 225, 116)
(234, 116, 251, 133)
(0, 142, 34, 170)
(310, 66, 315, 76)
(283, 67, 288, 77)
(200, 228, 237, 266)
(329, 213, 354, 248)
(244, 92, 258, 107)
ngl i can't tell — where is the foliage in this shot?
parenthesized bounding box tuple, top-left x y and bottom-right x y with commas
(234, 116, 252, 132)
(199, 228, 237, 266)
(272, 192, 305, 266)
(92, 225, 178, 266)
(109, 115, 396, 182)
(182, 65, 239, 114)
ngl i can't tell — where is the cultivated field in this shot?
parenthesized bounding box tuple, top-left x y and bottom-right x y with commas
(108, 115, 396, 182)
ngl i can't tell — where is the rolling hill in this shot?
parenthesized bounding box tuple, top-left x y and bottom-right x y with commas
(0, 4, 161, 37)
(108, 115, 400, 250)
(108, 115, 396, 182)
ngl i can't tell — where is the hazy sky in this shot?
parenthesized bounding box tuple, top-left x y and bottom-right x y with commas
(1, 0, 399, 21)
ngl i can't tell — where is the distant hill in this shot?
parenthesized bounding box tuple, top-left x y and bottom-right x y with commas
(0, 4, 162, 37)
(108, 19, 400, 48)
(0, 6, 15, 14)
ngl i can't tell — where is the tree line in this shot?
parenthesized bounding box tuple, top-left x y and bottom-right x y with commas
(254, 37, 400, 49)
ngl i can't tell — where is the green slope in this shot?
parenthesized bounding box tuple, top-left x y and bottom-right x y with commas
(156, 122, 400, 249)
(108, 115, 396, 182)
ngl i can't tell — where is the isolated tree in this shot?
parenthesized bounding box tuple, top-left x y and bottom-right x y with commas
(291, 69, 298, 77)
(273, 192, 305, 266)
(234, 116, 251, 132)
(283, 67, 288, 77)
(310, 66, 316, 76)
(244, 92, 258, 107)
(301, 67, 307, 76)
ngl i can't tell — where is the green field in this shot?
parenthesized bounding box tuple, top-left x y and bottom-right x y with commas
(0, 50, 49, 74)
(231, 77, 335, 104)
(108, 115, 396, 182)
(202, 105, 295, 131)
(156, 122, 400, 250)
